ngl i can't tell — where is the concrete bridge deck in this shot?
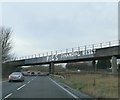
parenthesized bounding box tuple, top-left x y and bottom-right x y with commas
(3, 40, 120, 74)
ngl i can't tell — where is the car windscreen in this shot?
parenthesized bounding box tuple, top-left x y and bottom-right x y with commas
(11, 72, 22, 75)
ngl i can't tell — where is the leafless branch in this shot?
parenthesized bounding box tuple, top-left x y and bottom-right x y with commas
(0, 27, 13, 61)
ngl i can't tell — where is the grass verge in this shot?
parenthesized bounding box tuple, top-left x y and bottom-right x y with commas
(53, 73, 118, 98)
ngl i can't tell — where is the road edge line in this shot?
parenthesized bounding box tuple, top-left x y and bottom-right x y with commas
(4, 93, 13, 99)
(47, 76, 78, 99)
(17, 84, 26, 90)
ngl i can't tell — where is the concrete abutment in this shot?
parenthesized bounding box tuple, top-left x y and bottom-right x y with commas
(49, 62, 54, 74)
(111, 56, 117, 74)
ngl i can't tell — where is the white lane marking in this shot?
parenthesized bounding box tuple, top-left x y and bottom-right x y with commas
(28, 76, 37, 83)
(4, 93, 13, 98)
(34, 76, 37, 79)
(27, 81, 31, 84)
(17, 84, 26, 90)
(16, 76, 38, 91)
(2, 76, 38, 99)
(48, 77, 78, 99)
(26, 76, 37, 84)
(31, 76, 37, 81)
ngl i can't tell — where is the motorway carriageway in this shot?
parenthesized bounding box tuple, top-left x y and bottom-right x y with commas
(1, 76, 81, 99)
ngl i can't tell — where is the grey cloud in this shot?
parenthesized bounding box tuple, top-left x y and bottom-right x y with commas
(2, 2, 118, 57)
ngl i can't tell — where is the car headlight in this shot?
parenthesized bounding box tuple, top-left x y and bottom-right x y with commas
(9, 76, 11, 79)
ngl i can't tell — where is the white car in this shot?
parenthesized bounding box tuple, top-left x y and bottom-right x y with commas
(9, 72, 25, 82)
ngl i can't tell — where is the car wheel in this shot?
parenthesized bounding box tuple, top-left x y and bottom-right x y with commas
(9, 80, 11, 82)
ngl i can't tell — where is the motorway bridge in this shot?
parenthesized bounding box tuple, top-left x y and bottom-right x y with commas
(3, 40, 120, 74)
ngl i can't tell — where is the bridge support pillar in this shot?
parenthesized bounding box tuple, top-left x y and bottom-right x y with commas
(51, 62, 54, 74)
(49, 62, 54, 74)
(49, 63, 52, 74)
(111, 56, 117, 74)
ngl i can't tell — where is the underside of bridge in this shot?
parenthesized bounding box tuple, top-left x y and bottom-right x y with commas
(3, 55, 119, 76)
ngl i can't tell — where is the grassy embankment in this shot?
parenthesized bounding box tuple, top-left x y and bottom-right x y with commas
(53, 72, 118, 98)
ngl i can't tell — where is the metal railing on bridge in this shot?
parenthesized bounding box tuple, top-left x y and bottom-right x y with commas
(7, 40, 120, 62)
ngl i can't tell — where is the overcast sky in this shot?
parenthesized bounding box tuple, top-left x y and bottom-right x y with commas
(1, 2, 118, 57)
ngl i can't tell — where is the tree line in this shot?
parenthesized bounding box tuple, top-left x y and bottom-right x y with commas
(0, 27, 13, 62)
(65, 58, 111, 71)
(0, 27, 14, 77)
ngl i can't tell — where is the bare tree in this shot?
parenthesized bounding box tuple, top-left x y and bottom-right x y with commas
(0, 27, 13, 62)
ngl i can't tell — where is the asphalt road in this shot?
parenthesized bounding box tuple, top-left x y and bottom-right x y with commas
(2, 76, 79, 99)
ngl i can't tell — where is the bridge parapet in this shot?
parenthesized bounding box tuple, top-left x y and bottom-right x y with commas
(24, 49, 94, 65)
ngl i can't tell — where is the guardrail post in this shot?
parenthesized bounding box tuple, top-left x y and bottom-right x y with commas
(61, 50, 63, 58)
(78, 47, 80, 51)
(85, 45, 87, 55)
(92, 44, 94, 50)
(72, 48, 74, 53)
(100, 43, 102, 48)
(109, 41, 111, 47)
(61, 50, 62, 54)
(51, 51, 53, 56)
(66, 49, 68, 53)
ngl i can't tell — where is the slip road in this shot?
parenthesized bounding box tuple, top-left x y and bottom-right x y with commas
(2, 76, 78, 99)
